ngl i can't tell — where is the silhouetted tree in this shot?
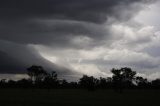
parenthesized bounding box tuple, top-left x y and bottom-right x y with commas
(111, 67, 136, 92)
(59, 79, 69, 88)
(0, 79, 7, 88)
(7, 80, 16, 88)
(43, 71, 59, 89)
(79, 75, 99, 91)
(1, 65, 160, 90)
(16, 79, 32, 88)
(99, 77, 113, 89)
(151, 79, 160, 89)
(135, 76, 150, 88)
(27, 65, 47, 83)
(69, 82, 78, 88)
(99, 77, 107, 88)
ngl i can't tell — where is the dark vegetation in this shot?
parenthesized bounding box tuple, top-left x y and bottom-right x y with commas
(0, 65, 160, 90)
(0, 66, 160, 106)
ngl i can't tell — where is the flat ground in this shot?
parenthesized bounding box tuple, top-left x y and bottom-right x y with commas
(0, 89, 159, 106)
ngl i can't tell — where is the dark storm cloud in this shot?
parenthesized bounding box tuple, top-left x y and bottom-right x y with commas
(0, 40, 77, 75)
(0, 20, 107, 47)
(0, 0, 152, 22)
(0, 51, 24, 73)
(0, 0, 154, 46)
(0, 0, 156, 74)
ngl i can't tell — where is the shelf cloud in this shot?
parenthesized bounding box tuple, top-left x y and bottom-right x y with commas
(0, 0, 159, 80)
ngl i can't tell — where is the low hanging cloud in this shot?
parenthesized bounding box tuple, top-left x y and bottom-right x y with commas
(0, 0, 160, 80)
(0, 0, 155, 46)
(0, 40, 77, 75)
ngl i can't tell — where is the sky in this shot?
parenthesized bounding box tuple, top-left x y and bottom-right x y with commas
(0, 0, 160, 81)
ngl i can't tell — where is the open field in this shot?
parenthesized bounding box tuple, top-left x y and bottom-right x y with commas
(0, 89, 159, 106)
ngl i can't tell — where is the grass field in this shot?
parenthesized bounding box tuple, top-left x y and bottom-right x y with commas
(0, 89, 159, 106)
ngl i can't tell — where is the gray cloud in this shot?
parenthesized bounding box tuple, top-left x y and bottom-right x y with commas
(0, 0, 158, 80)
(0, 0, 152, 22)
(0, 40, 78, 76)
(0, 0, 154, 46)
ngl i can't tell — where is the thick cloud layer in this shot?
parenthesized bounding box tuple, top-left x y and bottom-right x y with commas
(0, 0, 159, 80)
(0, 40, 78, 77)
(0, 0, 152, 21)
(0, 0, 154, 46)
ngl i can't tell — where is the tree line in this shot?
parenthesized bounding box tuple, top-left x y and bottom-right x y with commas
(0, 65, 160, 91)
